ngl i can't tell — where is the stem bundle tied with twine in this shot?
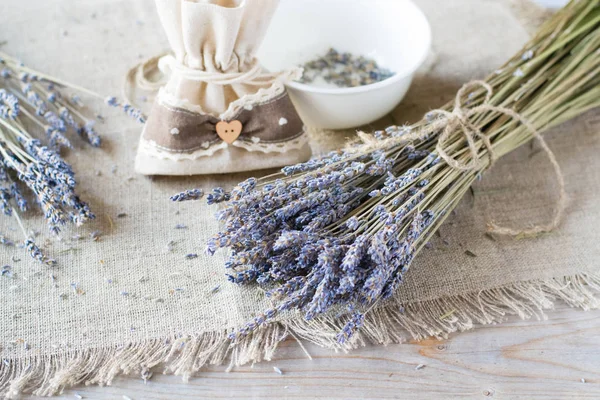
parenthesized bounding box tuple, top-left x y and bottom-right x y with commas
(174, 0, 600, 343)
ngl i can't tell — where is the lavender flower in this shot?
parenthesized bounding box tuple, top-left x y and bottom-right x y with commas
(0, 89, 19, 119)
(46, 92, 58, 103)
(22, 84, 47, 115)
(105, 96, 118, 107)
(1, 265, 12, 278)
(82, 121, 101, 147)
(345, 216, 360, 231)
(206, 187, 230, 205)
(46, 127, 73, 149)
(0, 188, 12, 216)
(24, 239, 56, 266)
(170, 189, 204, 202)
(58, 107, 79, 131)
(105, 97, 146, 123)
(336, 312, 365, 344)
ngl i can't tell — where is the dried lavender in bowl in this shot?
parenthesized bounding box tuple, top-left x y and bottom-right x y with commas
(299, 48, 395, 88)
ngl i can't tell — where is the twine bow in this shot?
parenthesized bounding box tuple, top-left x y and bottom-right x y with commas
(429, 81, 498, 171)
(430, 80, 567, 237)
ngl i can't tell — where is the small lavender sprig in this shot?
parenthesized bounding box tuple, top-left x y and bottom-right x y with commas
(336, 311, 365, 344)
(105, 97, 146, 124)
(206, 187, 230, 205)
(0, 50, 146, 264)
(24, 238, 56, 267)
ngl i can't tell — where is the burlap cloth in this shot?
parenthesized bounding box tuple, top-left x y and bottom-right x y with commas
(1, 0, 599, 397)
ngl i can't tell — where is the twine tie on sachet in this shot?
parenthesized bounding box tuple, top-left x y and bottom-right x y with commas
(157, 54, 301, 86)
(430, 80, 567, 237)
(124, 53, 302, 103)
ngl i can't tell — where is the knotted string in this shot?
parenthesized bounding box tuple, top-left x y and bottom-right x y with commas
(428, 82, 497, 171)
(158, 54, 267, 86)
(123, 52, 302, 105)
(429, 80, 567, 237)
(353, 80, 567, 238)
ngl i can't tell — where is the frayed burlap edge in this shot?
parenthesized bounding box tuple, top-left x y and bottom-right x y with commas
(2, 273, 599, 398)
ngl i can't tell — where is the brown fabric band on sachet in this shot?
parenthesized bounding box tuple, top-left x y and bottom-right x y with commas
(142, 91, 304, 154)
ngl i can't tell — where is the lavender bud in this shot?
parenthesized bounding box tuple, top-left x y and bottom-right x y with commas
(170, 189, 204, 202)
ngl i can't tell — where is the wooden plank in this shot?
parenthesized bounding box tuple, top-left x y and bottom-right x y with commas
(47, 304, 600, 399)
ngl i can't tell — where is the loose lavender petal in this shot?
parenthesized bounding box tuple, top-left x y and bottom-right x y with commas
(0, 188, 12, 216)
(0, 89, 19, 119)
(83, 121, 101, 147)
(24, 239, 56, 266)
(335, 312, 365, 344)
(10, 183, 27, 212)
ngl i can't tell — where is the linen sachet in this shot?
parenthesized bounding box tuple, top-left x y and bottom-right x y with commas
(136, 0, 311, 175)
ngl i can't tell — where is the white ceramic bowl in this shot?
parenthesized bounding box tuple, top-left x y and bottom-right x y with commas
(257, 0, 432, 130)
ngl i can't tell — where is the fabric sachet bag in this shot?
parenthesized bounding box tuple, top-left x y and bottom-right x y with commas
(135, 0, 311, 175)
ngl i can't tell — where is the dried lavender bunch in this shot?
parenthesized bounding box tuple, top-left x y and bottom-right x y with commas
(0, 51, 145, 264)
(204, 1, 600, 343)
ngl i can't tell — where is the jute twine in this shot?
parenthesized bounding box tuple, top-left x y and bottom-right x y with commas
(357, 80, 567, 238)
(432, 80, 566, 237)
(123, 52, 302, 105)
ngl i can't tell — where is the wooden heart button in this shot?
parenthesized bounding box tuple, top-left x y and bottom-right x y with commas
(216, 120, 243, 144)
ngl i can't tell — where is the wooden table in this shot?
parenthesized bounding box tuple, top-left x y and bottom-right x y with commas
(50, 303, 599, 399)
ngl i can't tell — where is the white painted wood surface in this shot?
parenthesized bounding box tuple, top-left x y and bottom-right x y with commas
(44, 304, 599, 399)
